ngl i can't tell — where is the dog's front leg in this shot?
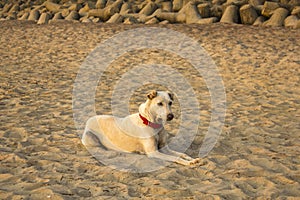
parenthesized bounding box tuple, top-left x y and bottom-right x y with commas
(147, 151, 197, 166)
(160, 146, 200, 163)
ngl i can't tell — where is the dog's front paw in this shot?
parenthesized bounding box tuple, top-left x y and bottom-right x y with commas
(189, 158, 201, 165)
(180, 154, 194, 161)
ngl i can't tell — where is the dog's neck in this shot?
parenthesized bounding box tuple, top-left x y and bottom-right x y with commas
(139, 114, 162, 129)
(138, 102, 162, 129)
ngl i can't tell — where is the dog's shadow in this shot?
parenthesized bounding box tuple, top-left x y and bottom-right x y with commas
(86, 145, 169, 172)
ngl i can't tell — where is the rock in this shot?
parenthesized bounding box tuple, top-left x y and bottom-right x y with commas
(240, 4, 258, 25)
(253, 15, 266, 25)
(53, 12, 63, 20)
(161, 1, 172, 12)
(224, 0, 248, 7)
(212, 0, 226, 4)
(150, 9, 179, 23)
(81, 18, 93, 23)
(28, 10, 40, 21)
(288, 0, 300, 7)
(197, 3, 211, 18)
(210, 5, 223, 19)
(262, 1, 280, 18)
(249, 0, 264, 6)
(79, 4, 90, 16)
(159, 20, 170, 24)
(59, 9, 69, 18)
(296, 20, 300, 28)
(69, 4, 82, 12)
(220, 5, 239, 23)
(284, 15, 299, 27)
(291, 6, 300, 18)
(65, 10, 80, 21)
(88, 0, 122, 21)
(2, 3, 13, 14)
(106, 13, 123, 23)
(49, 19, 65, 24)
(123, 13, 148, 23)
(37, 12, 51, 24)
(6, 12, 17, 20)
(110, 0, 123, 13)
(88, 8, 109, 21)
(96, 0, 106, 9)
(120, 2, 131, 14)
(8, 4, 20, 13)
(180, 1, 202, 24)
(197, 17, 218, 24)
(173, 0, 183, 12)
(139, 2, 157, 16)
(263, 7, 289, 27)
(43, 1, 62, 13)
(145, 17, 159, 24)
(123, 16, 139, 24)
(92, 17, 101, 23)
(19, 12, 29, 20)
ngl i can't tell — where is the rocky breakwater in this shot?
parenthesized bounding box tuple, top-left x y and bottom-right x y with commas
(0, 0, 299, 28)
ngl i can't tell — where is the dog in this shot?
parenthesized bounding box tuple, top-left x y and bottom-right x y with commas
(81, 90, 200, 166)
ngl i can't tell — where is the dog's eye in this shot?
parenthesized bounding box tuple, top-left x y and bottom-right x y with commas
(168, 102, 172, 106)
(157, 102, 163, 106)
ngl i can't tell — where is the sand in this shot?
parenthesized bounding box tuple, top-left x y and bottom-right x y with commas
(0, 20, 299, 199)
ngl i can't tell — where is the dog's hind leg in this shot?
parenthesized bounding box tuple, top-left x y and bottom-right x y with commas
(82, 128, 103, 147)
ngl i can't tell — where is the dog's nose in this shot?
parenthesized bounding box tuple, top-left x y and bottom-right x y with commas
(167, 113, 174, 121)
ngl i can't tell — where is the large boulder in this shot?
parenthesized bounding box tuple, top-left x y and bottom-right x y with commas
(43, 1, 62, 13)
(262, 1, 280, 18)
(28, 10, 40, 21)
(139, 2, 157, 16)
(240, 4, 258, 25)
(181, 1, 202, 24)
(284, 15, 299, 28)
(96, 0, 107, 9)
(220, 5, 239, 23)
(197, 3, 211, 18)
(263, 7, 289, 27)
(197, 17, 218, 24)
(249, 0, 264, 7)
(291, 6, 300, 18)
(145, 17, 159, 24)
(253, 15, 266, 26)
(37, 12, 51, 24)
(173, 0, 183, 12)
(161, 1, 172, 12)
(19, 12, 29, 20)
(65, 11, 80, 21)
(88, 0, 123, 22)
(106, 13, 123, 23)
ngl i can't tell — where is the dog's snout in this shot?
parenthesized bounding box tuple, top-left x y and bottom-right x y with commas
(167, 113, 174, 121)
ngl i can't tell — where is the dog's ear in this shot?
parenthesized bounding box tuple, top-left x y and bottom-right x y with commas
(147, 90, 157, 100)
(167, 91, 174, 101)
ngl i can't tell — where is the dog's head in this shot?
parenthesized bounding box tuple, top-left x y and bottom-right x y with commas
(143, 90, 174, 123)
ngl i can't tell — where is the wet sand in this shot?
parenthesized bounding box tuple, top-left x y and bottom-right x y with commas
(0, 20, 299, 199)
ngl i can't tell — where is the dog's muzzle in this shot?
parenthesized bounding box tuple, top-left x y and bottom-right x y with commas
(167, 113, 174, 121)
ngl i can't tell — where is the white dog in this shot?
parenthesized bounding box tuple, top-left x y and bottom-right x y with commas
(82, 90, 200, 166)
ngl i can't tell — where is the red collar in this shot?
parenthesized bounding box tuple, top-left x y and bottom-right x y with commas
(139, 114, 162, 129)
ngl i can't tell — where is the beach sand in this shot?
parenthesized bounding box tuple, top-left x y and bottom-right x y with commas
(0, 20, 299, 199)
